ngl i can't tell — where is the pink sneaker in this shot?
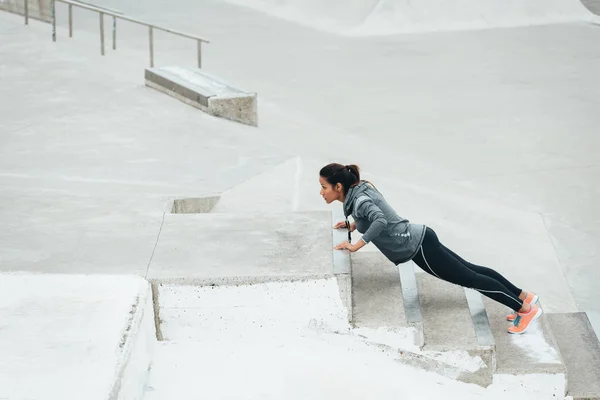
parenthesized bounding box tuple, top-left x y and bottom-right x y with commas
(507, 292, 539, 322)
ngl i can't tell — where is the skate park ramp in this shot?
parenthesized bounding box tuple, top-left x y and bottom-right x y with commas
(218, 0, 596, 35)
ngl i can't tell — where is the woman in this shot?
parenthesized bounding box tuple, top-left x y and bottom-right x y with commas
(319, 162, 542, 334)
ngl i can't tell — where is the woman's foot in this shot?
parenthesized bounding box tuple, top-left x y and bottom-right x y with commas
(507, 292, 539, 321)
(508, 304, 543, 334)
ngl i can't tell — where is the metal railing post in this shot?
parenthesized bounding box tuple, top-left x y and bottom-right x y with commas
(45, 0, 210, 66)
(99, 12, 104, 55)
(51, 0, 56, 42)
(68, 4, 73, 37)
(197, 40, 202, 68)
(112, 16, 116, 50)
(149, 26, 154, 67)
(24, 0, 29, 25)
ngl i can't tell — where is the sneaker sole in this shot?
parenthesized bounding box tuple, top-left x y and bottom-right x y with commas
(508, 307, 543, 334)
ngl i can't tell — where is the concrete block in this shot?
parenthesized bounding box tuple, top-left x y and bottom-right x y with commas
(546, 312, 600, 399)
(147, 211, 334, 283)
(398, 262, 423, 324)
(483, 297, 564, 375)
(170, 196, 220, 214)
(145, 66, 257, 126)
(332, 208, 352, 321)
(483, 297, 565, 396)
(416, 273, 494, 386)
(335, 273, 352, 322)
(417, 273, 479, 351)
(351, 252, 405, 328)
(464, 288, 495, 348)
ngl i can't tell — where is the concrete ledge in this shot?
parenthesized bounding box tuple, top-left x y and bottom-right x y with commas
(464, 288, 495, 348)
(398, 262, 424, 348)
(332, 209, 352, 321)
(398, 262, 423, 324)
(350, 252, 405, 328)
(546, 312, 600, 399)
(0, 273, 153, 400)
(170, 196, 220, 214)
(145, 66, 257, 126)
(111, 281, 156, 400)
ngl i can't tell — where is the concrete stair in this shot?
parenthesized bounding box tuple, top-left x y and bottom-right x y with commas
(138, 208, 600, 398)
(349, 253, 600, 397)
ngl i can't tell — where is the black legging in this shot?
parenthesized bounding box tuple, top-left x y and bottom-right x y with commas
(411, 227, 524, 312)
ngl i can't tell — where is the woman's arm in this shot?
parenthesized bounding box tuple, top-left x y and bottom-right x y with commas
(355, 200, 387, 244)
(334, 200, 387, 252)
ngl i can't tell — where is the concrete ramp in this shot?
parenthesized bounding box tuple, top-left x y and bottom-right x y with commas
(221, 0, 595, 35)
(0, 273, 154, 400)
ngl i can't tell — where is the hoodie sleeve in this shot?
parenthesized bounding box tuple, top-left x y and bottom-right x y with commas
(354, 199, 387, 244)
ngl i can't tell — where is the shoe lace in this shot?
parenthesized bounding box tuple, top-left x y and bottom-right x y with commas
(513, 315, 522, 326)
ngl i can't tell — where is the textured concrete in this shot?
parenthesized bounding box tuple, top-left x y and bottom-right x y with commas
(147, 211, 334, 282)
(0, 273, 152, 400)
(484, 298, 565, 376)
(398, 262, 422, 325)
(581, 0, 600, 14)
(351, 252, 405, 328)
(416, 273, 494, 386)
(464, 288, 495, 348)
(171, 196, 220, 214)
(417, 273, 479, 352)
(145, 66, 257, 126)
(0, 0, 51, 22)
(547, 312, 600, 399)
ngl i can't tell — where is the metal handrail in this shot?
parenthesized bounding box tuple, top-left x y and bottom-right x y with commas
(23, 0, 210, 68)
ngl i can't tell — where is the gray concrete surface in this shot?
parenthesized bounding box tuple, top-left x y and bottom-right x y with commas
(351, 252, 405, 328)
(2, 0, 600, 375)
(464, 288, 495, 348)
(547, 312, 600, 399)
(416, 273, 495, 386)
(147, 211, 334, 282)
(483, 298, 565, 376)
(145, 66, 257, 126)
(398, 263, 423, 326)
(581, 0, 600, 14)
(417, 273, 479, 352)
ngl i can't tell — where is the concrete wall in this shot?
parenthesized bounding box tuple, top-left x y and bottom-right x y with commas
(581, 0, 600, 14)
(0, 0, 52, 22)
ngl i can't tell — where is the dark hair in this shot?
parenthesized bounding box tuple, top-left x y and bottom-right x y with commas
(320, 163, 361, 195)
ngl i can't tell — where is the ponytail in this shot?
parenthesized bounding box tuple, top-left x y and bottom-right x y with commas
(319, 163, 361, 195)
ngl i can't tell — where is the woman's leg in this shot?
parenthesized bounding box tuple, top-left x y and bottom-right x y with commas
(412, 227, 523, 312)
(440, 245, 523, 300)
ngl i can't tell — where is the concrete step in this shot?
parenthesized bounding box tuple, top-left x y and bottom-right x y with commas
(351, 251, 405, 329)
(483, 297, 566, 397)
(546, 312, 600, 399)
(148, 210, 336, 283)
(413, 272, 495, 386)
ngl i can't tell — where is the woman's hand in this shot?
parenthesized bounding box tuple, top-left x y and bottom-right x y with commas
(334, 239, 366, 253)
(333, 221, 356, 232)
(334, 240, 357, 252)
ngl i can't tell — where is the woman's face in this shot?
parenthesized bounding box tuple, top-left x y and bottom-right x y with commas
(319, 176, 342, 204)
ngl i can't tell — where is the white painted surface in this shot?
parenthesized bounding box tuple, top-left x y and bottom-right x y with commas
(158, 279, 351, 341)
(217, 0, 594, 35)
(0, 273, 151, 400)
(149, 280, 565, 399)
(509, 321, 562, 364)
(116, 285, 156, 400)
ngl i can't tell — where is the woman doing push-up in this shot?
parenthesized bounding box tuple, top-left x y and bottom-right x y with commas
(319, 162, 542, 334)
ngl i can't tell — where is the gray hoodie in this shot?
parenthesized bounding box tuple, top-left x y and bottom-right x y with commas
(343, 181, 426, 265)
